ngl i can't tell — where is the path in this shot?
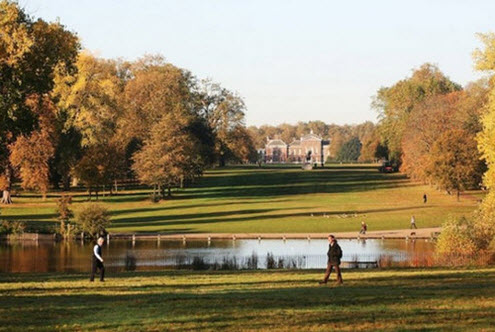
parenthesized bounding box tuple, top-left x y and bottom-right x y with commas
(109, 227, 441, 240)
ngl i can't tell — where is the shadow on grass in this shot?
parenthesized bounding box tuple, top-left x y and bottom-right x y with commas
(1, 269, 494, 330)
(110, 205, 432, 231)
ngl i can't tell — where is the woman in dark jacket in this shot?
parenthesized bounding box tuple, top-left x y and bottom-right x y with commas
(319, 234, 343, 284)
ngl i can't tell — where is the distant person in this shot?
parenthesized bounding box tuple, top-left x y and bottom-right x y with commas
(410, 216, 417, 229)
(360, 221, 367, 234)
(319, 235, 343, 285)
(423, 193, 427, 204)
(90, 237, 105, 282)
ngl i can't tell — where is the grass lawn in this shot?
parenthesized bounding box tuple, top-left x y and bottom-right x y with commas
(0, 164, 481, 234)
(1, 268, 494, 331)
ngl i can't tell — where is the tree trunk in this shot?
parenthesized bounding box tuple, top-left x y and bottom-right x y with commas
(1, 190, 12, 204)
(457, 190, 460, 202)
(1, 167, 13, 204)
(168, 186, 171, 197)
(63, 175, 71, 191)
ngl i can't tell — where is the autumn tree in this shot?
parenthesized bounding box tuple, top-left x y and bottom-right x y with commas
(472, 33, 495, 255)
(9, 130, 54, 199)
(132, 109, 204, 198)
(53, 52, 123, 147)
(429, 129, 482, 200)
(0, 1, 79, 203)
(373, 63, 461, 164)
(435, 33, 495, 260)
(73, 142, 126, 200)
(121, 56, 191, 142)
(401, 92, 463, 182)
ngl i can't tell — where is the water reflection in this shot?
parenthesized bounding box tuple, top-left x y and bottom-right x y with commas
(0, 238, 435, 273)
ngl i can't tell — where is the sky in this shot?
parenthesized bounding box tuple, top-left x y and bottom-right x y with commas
(18, 0, 495, 127)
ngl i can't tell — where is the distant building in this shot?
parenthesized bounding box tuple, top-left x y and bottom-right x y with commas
(265, 131, 331, 164)
(265, 139, 288, 163)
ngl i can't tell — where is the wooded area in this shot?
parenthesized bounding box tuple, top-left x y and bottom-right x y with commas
(0, 1, 257, 203)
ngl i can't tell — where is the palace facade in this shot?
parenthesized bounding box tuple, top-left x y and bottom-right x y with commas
(264, 132, 331, 164)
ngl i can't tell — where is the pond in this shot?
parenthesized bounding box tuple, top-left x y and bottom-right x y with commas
(0, 238, 436, 273)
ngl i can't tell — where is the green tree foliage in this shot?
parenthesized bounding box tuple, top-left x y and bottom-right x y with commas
(336, 137, 362, 162)
(194, 80, 251, 166)
(75, 204, 110, 238)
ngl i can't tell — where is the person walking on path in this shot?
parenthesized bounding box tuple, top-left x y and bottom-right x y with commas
(410, 216, 417, 229)
(319, 235, 343, 285)
(90, 237, 105, 282)
(359, 221, 367, 235)
(423, 193, 427, 204)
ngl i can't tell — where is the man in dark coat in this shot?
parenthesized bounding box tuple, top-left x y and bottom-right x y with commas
(90, 237, 105, 282)
(319, 234, 343, 284)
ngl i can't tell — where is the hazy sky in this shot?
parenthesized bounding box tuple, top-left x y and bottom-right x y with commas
(19, 0, 495, 126)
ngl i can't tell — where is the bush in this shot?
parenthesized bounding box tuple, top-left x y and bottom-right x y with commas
(75, 204, 111, 238)
(266, 252, 276, 269)
(435, 192, 495, 266)
(56, 195, 74, 239)
(191, 256, 209, 270)
(0, 220, 26, 235)
(246, 252, 258, 269)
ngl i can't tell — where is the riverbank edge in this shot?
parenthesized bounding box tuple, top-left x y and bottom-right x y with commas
(1, 227, 441, 241)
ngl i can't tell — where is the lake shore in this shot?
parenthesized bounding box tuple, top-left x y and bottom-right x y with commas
(3, 227, 441, 242)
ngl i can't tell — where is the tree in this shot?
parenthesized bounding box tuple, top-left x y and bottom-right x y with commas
(132, 108, 203, 198)
(429, 129, 482, 200)
(53, 52, 122, 147)
(373, 63, 461, 164)
(0, 1, 79, 203)
(194, 80, 250, 166)
(76, 204, 110, 238)
(401, 92, 463, 182)
(56, 194, 74, 239)
(73, 142, 126, 200)
(473, 33, 495, 257)
(435, 33, 495, 263)
(336, 137, 362, 162)
(9, 130, 54, 199)
(121, 56, 191, 142)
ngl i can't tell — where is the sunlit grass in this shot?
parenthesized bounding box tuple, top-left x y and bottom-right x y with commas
(1, 268, 494, 331)
(1, 165, 481, 234)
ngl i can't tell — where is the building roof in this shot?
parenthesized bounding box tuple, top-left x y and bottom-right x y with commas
(266, 139, 287, 147)
(301, 133, 322, 141)
(289, 140, 301, 146)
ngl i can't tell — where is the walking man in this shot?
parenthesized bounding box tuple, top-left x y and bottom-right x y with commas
(319, 234, 343, 285)
(90, 237, 105, 282)
(423, 193, 427, 204)
(360, 221, 367, 235)
(410, 215, 417, 229)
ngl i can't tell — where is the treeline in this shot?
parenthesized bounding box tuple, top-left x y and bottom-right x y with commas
(0, 1, 257, 203)
(374, 63, 487, 198)
(435, 34, 495, 262)
(248, 121, 387, 162)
